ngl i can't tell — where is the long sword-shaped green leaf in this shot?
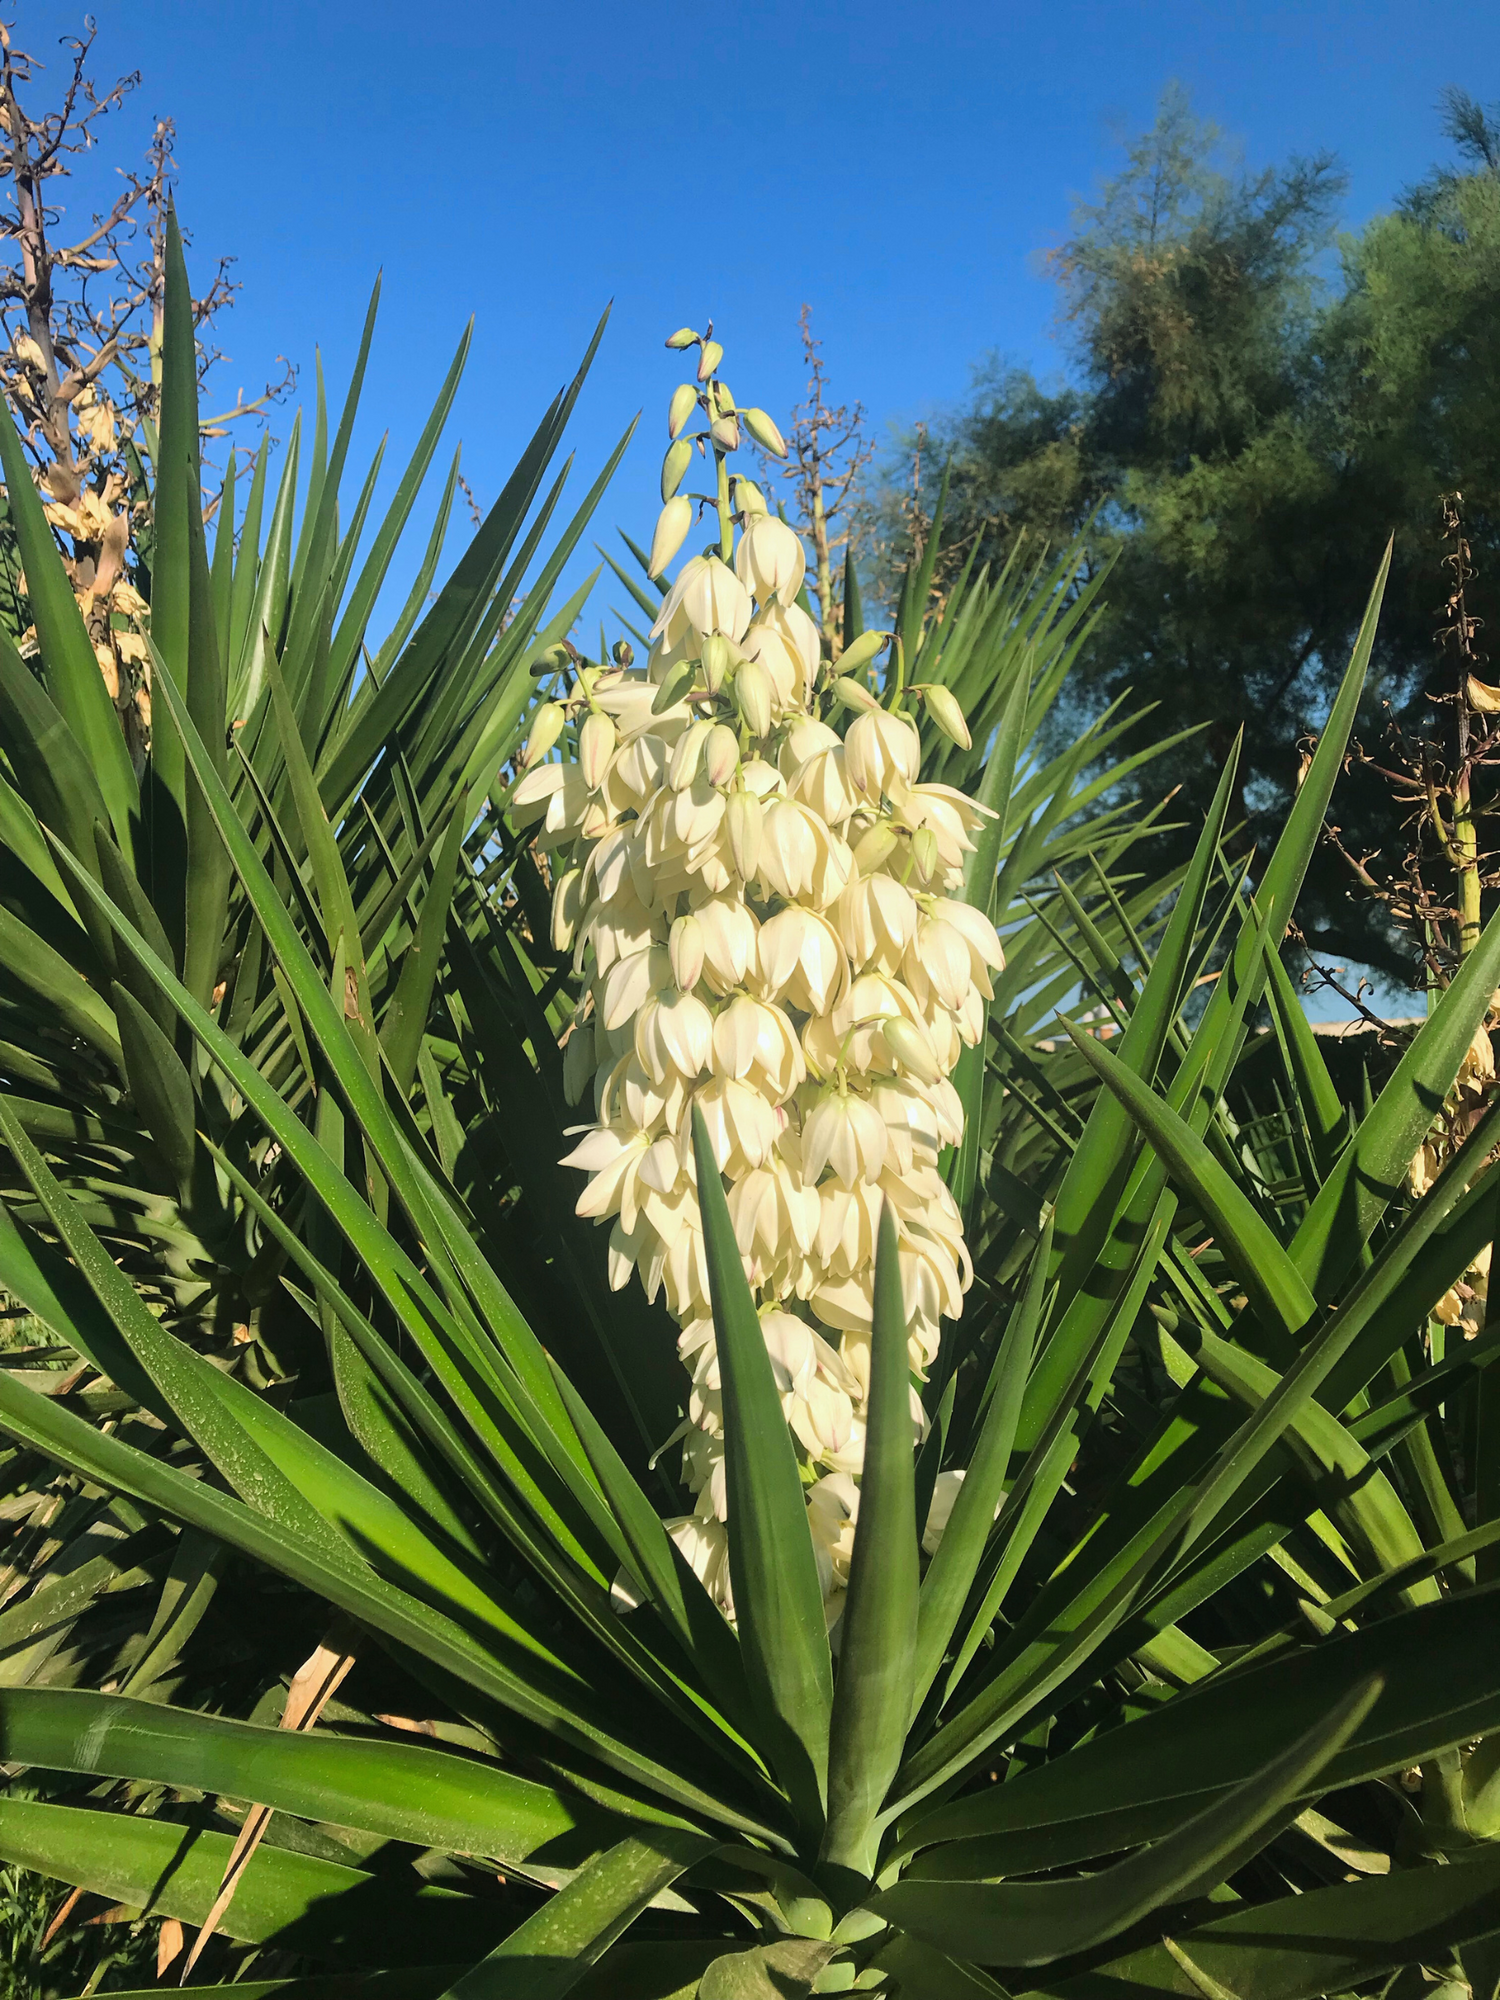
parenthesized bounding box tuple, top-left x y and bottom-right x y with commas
(692, 1103, 832, 1833)
(875, 1679, 1380, 1967)
(436, 1831, 713, 2000)
(821, 1203, 919, 1877)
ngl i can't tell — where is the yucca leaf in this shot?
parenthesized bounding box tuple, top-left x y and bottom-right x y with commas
(901, 1586, 1500, 1875)
(0, 1367, 768, 1834)
(328, 326, 473, 692)
(545, 1359, 755, 1739)
(0, 625, 112, 876)
(1009, 1842, 1500, 2000)
(182, 461, 234, 1010)
(110, 979, 199, 1199)
(148, 206, 202, 815)
(0, 388, 136, 855)
(0, 1796, 502, 1964)
(698, 1939, 838, 2000)
(1061, 1017, 1316, 1353)
(1188, 1329, 1435, 1606)
(876, 1678, 1380, 1966)
(913, 1218, 1050, 1709)
(0, 1688, 615, 1868)
(437, 1831, 713, 2000)
(234, 410, 301, 720)
(1263, 946, 1346, 1184)
(1290, 898, 1500, 1303)
(821, 1203, 919, 1876)
(691, 1103, 832, 1833)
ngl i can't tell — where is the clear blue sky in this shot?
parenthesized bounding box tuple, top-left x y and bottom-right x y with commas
(44, 0, 1500, 623)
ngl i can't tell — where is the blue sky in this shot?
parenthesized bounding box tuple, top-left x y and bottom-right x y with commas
(49, 0, 1500, 621)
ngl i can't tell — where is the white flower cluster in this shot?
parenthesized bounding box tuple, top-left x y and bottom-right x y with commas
(511, 329, 1003, 1617)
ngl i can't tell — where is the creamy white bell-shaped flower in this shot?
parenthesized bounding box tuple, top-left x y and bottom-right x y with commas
(836, 871, 918, 974)
(741, 622, 802, 710)
(635, 988, 714, 1083)
(681, 555, 753, 642)
(712, 994, 805, 1101)
(757, 906, 847, 1015)
(756, 601, 821, 702)
(780, 718, 855, 825)
(692, 892, 759, 993)
(845, 708, 922, 800)
(759, 798, 848, 907)
(735, 512, 806, 608)
(579, 709, 616, 791)
(650, 553, 710, 645)
(802, 1086, 888, 1186)
(693, 1075, 780, 1175)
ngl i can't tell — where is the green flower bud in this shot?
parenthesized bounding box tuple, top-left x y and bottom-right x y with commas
(734, 477, 769, 516)
(710, 414, 741, 453)
(832, 675, 881, 715)
(661, 437, 693, 502)
(612, 639, 634, 667)
(713, 382, 737, 414)
(521, 700, 565, 767)
(922, 682, 972, 750)
(652, 656, 696, 714)
(912, 827, 940, 883)
(668, 383, 698, 439)
(697, 339, 724, 381)
(665, 327, 699, 350)
(528, 641, 573, 678)
(837, 629, 889, 677)
(883, 1016, 943, 1086)
(742, 407, 788, 458)
(852, 821, 899, 874)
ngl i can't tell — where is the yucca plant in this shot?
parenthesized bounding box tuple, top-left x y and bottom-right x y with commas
(0, 219, 1491, 2000)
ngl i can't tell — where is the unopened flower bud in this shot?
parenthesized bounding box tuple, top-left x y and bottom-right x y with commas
(551, 866, 583, 951)
(665, 327, 698, 350)
(735, 478, 769, 516)
(852, 821, 899, 874)
(911, 827, 940, 883)
(700, 632, 735, 693)
(922, 683, 972, 750)
(669, 718, 712, 790)
(649, 495, 693, 578)
(579, 709, 616, 790)
(612, 639, 634, 667)
(884, 1016, 943, 1086)
(697, 339, 724, 381)
(670, 914, 705, 994)
(713, 382, 737, 414)
(838, 629, 889, 677)
(668, 383, 698, 439)
(562, 1021, 594, 1104)
(833, 676, 881, 716)
(711, 414, 741, 453)
(528, 641, 573, 678)
(662, 438, 693, 502)
(742, 408, 788, 458)
(735, 657, 773, 738)
(704, 722, 739, 788)
(652, 656, 697, 713)
(521, 700, 564, 768)
(727, 788, 763, 879)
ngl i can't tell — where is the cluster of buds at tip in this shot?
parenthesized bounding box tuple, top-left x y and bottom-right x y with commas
(513, 327, 1002, 1620)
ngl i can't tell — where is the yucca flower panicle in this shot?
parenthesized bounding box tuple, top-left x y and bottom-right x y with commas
(517, 324, 1002, 1619)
